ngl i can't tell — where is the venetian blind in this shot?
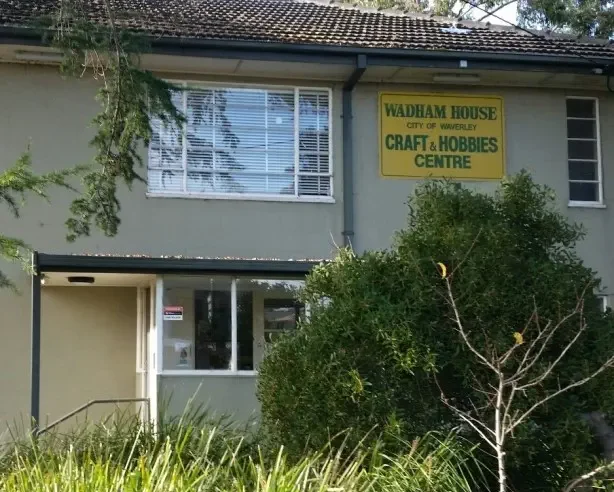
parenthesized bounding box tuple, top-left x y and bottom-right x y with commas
(148, 86, 332, 198)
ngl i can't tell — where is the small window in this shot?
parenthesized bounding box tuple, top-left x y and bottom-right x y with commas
(567, 98, 602, 204)
(148, 85, 332, 201)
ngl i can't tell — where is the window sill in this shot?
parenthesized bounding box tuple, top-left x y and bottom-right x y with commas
(568, 201, 606, 209)
(146, 192, 335, 204)
(160, 370, 258, 377)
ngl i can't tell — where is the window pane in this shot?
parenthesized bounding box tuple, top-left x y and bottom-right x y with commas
(236, 278, 305, 370)
(568, 161, 597, 181)
(187, 148, 213, 171)
(298, 90, 331, 192)
(567, 119, 596, 139)
(569, 182, 598, 202)
(186, 171, 215, 193)
(567, 99, 595, 118)
(162, 276, 232, 370)
(264, 300, 304, 343)
(299, 175, 331, 196)
(148, 169, 184, 194)
(568, 140, 597, 160)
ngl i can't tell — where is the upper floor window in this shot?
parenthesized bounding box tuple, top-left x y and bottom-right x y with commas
(148, 84, 332, 201)
(567, 97, 602, 205)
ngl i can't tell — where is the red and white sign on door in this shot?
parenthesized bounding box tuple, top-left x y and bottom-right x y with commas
(163, 306, 183, 321)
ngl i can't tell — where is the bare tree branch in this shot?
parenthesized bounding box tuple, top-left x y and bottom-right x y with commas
(477, 0, 518, 21)
(515, 306, 586, 391)
(444, 277, 499, 373)
(563, 458, 614, 492)
(508, 355, 614, 435)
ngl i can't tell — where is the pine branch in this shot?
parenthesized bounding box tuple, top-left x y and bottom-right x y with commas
(0, 151, 83, 290)
(0, 151, 81, 217)
(48, 0, 185, 242)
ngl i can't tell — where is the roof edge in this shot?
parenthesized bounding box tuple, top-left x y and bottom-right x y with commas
(36, 253, 320, 275)
(0, 25, 611, 73)
(152, 35, 611, 66)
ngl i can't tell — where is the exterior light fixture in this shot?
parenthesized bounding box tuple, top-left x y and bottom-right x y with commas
(432, 73, 481, 84)
(67, 276, 95, 285)
(14, 50, 64, 63)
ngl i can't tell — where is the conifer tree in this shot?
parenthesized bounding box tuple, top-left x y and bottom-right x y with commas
(1, 0, 183, 287)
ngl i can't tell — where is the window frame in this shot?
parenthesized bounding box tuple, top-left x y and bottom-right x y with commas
(147, 80, 335, 204)
(566, 96, 604, 208)
(160, 275, 304, 377)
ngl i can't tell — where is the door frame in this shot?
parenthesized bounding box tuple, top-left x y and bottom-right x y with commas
(136, 279, 161, 429)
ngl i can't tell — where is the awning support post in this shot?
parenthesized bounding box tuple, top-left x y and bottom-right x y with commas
(30, 251, 41, 434)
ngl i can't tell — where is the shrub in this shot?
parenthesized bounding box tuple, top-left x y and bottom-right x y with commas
(257, 173, 614, 490)
(0, 411, 481, 491)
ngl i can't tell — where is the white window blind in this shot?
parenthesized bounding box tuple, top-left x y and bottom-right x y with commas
(148, 85, 332, 199)
(566, 97, 602, 204)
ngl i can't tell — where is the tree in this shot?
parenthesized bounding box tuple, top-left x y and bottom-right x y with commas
(436, 264, 614, 491)
(46, 0, 184, 242)
(342, 0, 613, 42)
(257, 173, 614, 490)
(339, 0, 517, 19)
(518, 0, 614, 38)
(1, 0, 182, 285)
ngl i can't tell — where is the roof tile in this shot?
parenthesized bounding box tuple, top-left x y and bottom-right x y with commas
(1, 0, 613, 59)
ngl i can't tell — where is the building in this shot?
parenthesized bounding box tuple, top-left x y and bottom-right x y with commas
(1, 0, 614, 433)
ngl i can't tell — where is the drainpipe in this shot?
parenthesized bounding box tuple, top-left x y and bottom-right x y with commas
(342, 54, 367, 248)
(30, 251, 41, 433)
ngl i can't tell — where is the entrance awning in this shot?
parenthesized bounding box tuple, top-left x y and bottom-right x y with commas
(30, 252, 322, 431)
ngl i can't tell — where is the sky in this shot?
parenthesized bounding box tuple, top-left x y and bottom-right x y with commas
(479, 1, 519, 27)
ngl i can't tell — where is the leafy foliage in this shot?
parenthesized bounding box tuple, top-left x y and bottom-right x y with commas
(518, 0, 614, 38)
(257, 172, 614, 491)
(339, 0, 515, 19)
(0, 152, 80, 289)
(343, 0, 613, 38)
(45, 0, 184, 242)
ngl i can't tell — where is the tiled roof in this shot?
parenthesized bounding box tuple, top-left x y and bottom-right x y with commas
(1, 0, 614, 60)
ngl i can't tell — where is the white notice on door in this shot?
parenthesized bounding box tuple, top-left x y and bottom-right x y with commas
(163, 306, 184, 321)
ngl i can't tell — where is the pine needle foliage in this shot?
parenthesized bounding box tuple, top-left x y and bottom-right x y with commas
(43, 0, 184, 242)
(1, 0, 184, 288)
(0, 152, 80, 289)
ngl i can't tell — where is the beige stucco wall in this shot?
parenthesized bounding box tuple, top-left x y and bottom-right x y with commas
(159, 375, 259, 424)
(2, 59, 614, 428)
(352, 83, 614, 296)
(0, 63, 344, 262)
(0, 278, 136, 435)
(40, 286, 137, 426)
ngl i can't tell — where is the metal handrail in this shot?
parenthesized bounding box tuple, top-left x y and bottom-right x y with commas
(37, 398, 150, 436)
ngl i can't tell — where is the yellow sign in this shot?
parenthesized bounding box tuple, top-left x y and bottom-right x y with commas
(379, 93, 505, 179)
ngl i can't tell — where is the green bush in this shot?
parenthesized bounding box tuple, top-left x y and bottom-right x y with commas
(257, 173, 614, 490)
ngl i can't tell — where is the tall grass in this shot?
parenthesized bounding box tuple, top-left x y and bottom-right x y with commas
(0, 410, 484, 491)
